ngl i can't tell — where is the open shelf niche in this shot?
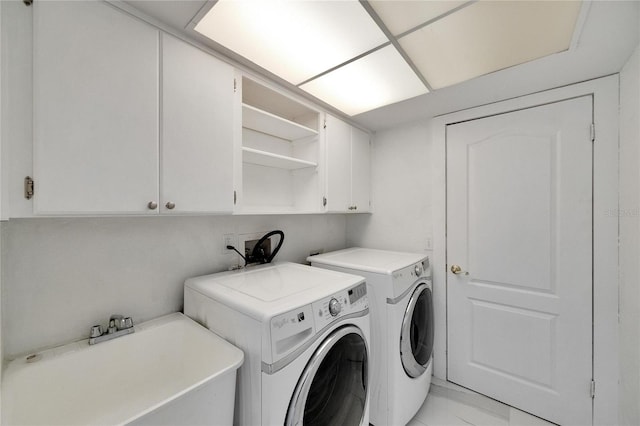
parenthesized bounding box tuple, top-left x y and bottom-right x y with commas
(239, 76, 323, 213)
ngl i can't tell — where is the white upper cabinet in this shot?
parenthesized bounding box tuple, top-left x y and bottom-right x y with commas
(161, 34, 235, 214)
(33, 1, 159, 215)
(238, 76, 322, 213)
(27, 1, 369, 217)
(350, 126, 371, 212)
(324, 115, 371, 213)
(31, 2, 236, 215)
(324, 115, 352, 211)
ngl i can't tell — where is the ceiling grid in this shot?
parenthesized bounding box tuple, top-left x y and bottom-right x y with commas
(193, 0, 584, 116)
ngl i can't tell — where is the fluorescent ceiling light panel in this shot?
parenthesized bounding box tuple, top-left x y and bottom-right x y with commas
(368, 0, 468, 36)
(399, 1, 582, 90)
(194, 0, 389, 85)
(299, 45, 428, 116)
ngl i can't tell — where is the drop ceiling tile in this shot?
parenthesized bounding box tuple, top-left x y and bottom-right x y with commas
(399, 1, 582, 89)
(194, 0, 389, 85)
(369, 0, 468, 36)
(299, 45, 428, 116)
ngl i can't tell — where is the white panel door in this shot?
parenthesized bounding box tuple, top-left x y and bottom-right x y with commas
(447, 97, 593, 425)
(161, 34, 235, 214)
(351, 127, 370, 213)
(33, 1, 159, 214)
(324, 115, 351, 212)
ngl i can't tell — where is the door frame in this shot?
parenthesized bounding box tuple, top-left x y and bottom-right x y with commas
(431, 75, 619, 425)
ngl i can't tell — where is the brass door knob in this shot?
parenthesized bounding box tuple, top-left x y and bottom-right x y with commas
(450, 264, 469, 275)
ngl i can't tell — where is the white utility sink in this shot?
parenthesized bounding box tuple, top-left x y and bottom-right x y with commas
(2, 313, 244, 425)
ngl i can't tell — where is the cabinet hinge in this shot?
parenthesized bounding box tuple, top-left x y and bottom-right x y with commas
(322, 196, 327, 207)
(590, 380, 596, 398)
(234, 78, 237, 93)
(323, 119, 327, 130)
(234, 190, 237, 205)
(24, 176, 34, 200)
(591, 123, 595, 142)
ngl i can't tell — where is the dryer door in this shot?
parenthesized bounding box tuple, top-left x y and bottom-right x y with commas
(400, 282, 434, 378)
(286, 325, 368, 426)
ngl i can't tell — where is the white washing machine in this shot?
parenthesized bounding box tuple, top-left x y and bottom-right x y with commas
(308, 248, 433, 426)
(184, 262, 370, 426)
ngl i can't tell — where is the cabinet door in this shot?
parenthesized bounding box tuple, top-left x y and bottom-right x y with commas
(161, 34, 235, 213)
(324, 115, 351, 212)
(33, 1, 159, 214)
(351, 127, 371, 212)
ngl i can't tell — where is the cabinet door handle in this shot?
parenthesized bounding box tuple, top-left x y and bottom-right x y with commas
(165, 201, 176, 210)
(147, 201, 158, 210)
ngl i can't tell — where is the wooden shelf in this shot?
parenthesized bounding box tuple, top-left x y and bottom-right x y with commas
(242, 104, 318, 141)
(242, 147, 317, 170)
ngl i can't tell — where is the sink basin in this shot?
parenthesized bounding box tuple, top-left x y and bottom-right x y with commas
(2, 313, 244, 425)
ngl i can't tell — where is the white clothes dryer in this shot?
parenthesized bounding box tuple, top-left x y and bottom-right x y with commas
(184, 262, 370, 426)
(308, 248, 433, 426)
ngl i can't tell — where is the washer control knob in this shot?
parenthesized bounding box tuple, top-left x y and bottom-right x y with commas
(328, 298, 342, 316)
(415, 263, 424, 276)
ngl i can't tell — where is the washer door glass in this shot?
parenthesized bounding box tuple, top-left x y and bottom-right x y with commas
(400, 282, 434, 378)
(286, 325, 368, 426)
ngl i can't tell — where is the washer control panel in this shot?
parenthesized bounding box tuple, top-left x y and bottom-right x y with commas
(313, 282, 368, 329)
(328, 298, 342, 316)
(269, 304, 315, 362)
(268, 282, 367, 363)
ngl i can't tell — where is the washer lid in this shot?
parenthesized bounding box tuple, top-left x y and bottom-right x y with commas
(308, 247, 427, 275)
(185, 262, 364, 321)
(219, 263, 335, 301)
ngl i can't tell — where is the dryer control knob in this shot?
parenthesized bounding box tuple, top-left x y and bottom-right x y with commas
(415, 263, 424, 276)
(328, 298, 342, 316)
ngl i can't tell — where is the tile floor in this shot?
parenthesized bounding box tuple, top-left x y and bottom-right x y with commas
(407, 378, 556, 426)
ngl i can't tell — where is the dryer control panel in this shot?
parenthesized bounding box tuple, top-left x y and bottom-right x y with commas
(391, 258, 432, 299)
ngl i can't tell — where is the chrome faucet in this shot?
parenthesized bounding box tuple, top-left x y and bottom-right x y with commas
(89, 314, 134, 345)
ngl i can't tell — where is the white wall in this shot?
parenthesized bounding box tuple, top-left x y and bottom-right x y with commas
(619, 42, 640, 425)
(1, 214, 346, 358)
(346, 119, 433, 254)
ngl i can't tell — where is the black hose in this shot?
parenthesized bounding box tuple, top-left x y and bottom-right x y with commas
(252, 230, 284, 264)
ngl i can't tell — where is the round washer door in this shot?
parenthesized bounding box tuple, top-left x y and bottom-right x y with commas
(400, 282, 434, 378)
(286, 325, 368, 426)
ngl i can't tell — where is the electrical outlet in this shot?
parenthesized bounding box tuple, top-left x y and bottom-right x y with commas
(223, 233, 237, 255)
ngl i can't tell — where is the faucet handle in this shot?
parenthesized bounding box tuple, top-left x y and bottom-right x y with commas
(90, 325, 103, 338)
(109, 314, 125, 330)
(124, 317, 133, 329)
